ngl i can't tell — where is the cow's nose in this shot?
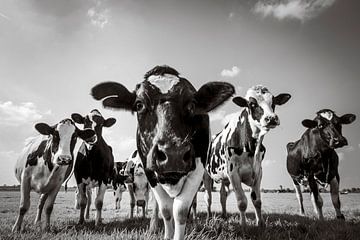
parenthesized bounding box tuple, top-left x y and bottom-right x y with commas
(58, 155, 72, 165)
(154, 144, 192, 165)
(265, 115, 279, 126)
(136, 200, 146, 207)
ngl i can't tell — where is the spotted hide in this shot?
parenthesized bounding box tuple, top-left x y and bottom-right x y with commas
(12, 119, 95, 232)
(287, 109, 356, 220)
(91, 65, 234, 240)
(71, 109, 116, 226)
(204, 85, 291, 226)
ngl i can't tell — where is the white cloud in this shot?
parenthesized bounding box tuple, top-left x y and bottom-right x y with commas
(0, 101, 50, 126)
(221, 66, 241, 78)
(103, 129, 136, 161)
(263, 158, 276, 167)
(253, 0, 336, 22)
(0, 151, 19, 185)
(209, 110, 227, 122)
(87, 2, 109, 29)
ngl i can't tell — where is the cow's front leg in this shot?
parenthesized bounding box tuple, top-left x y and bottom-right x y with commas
(85, 188, 92, 219)
(329, 176, 344, 220)
(220, 180, 228, 218)
(152, 185, 174, 240)
(251, 170, 264, 227)
(128, 183, 135, 218)
(94, 183, 107, 226)
(228, 163, 247, 225)
(34, 193, 48, 225)
(173, 158, 204, 240)
(293, 179, 305, 215)
(77, 183, 87, 224)
(203, 171, 213, 219)
(43, 184, 62, 231)
(149, 197, 159, 234)
(309, 176, 324, 220)
(12, 176, 31, 232)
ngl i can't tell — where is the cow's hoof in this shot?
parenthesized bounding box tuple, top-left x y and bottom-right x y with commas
(337, 214, 345, 220)
(149, 218, 159, 234)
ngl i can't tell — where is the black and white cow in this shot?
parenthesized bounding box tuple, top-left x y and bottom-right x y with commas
(112, 161, 128, 210)
(287, 109, 356, 220)
(124, 150, 150, 218)
(71, 109, 116, 225)
(205, 85, 291, 226)
(12, 119, 95, 232)
(91, 65, 234, 240)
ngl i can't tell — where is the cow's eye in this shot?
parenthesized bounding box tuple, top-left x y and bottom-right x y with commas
(187, 102, 195, 114)
(318, 124, 324, 129)
(135, 101, 146, 113)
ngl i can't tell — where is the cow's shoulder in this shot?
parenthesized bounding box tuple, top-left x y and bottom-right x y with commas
(25, 139, 47, 167)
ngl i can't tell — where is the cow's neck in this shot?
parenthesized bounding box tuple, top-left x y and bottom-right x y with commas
(245, 109, 266, 162)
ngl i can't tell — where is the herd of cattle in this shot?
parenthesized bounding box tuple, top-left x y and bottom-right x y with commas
(11, 65, 356, 240)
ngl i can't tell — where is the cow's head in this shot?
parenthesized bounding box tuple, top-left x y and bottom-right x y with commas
(35, 119, 95, 166)
(91, 65, 234, 190)
(233, 85, 291, 134)
(302, 109, 356, 148)
(71, 109, 116, 145)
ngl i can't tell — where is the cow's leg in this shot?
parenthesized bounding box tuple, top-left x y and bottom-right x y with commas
(220, 180, 228, 217)
(149, 197, 160, 234)
(190, 193, 197, 222)
(173, 157, 204, 240)
(293, 179, 305, 215)
(152, 185, 174, 240)
(145, 189, 149, 216)
(128, 183, 135, 218)
(85, 188, 91, 219)
(12, 176, 31, 232)
(43, 184, 62, 231)
(142, 204, 146, 218)
(34, 193, 48, 225)
(329, 176, 344, 220)
(203, 171, 213, 219)
(251, 171, 264, 227)
(94, 183, 107, 226)
(77, 183, 87, 224)
(309, 177, 324, 220)
(229, 170, 247, 225)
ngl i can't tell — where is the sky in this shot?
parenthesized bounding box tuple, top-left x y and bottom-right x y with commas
(0, 0, 359, 189)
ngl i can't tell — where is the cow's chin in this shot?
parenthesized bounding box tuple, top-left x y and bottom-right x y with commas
(160, 176, 187, 198)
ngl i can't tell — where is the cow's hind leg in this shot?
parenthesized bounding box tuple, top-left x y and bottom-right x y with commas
(293, 179, 305, 215)
(203, 171, 213, 219)
(190, 193, 197, 222)
(330, 176, 344, 220)
(251, 170, 264, 227)
(12, 176, 31, 232)
(34, 193, 48, 225)
(94, 183, 107, 226)
(309, 177, 324, 220)
(220, 180, 228, 218)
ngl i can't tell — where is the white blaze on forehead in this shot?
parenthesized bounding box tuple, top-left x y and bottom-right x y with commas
(147, 74, 180, 94)
(245, 85, 273, 104)
(56, 120, 76, 157)
(320, 111, 333, 120)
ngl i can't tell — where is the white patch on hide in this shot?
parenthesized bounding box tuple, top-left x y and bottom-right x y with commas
(148, 74, 180, 94)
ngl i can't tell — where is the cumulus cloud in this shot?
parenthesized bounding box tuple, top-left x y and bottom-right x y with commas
(0, 101, 51, 126)
(103, 129, 136, 161)
(221, 66, 241, 78)
(209, 110, 227, 123)
(253, 0, 336, 22)
(87, 1, 110, 29)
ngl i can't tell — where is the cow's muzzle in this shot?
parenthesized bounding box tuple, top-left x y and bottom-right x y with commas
(330, 137, 348, 148)
(136, 200, 146, 207)
(56, 155, 72, 165)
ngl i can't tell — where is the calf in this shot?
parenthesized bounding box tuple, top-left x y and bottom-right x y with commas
(71, 109, 116, 225)
(91, 65, 234, 239)
(112, 161, 128, 210)
(287, 109, 356, 220)
(205, 85, 291, 226)
(12, 119, 95, 232)
(125, 150, 150, 218)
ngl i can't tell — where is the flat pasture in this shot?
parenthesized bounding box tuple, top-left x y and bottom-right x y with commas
(1, 190, 359, 239)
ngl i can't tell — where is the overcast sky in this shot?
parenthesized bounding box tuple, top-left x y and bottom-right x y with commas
(1, 0, 359, 188)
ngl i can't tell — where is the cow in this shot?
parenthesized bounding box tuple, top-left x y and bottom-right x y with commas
(91, 65, 234, 240)
(287, 109, 356, 220)
(71, 109, 116, 226)
(124, 150, 150, 218)
(204, 85, 291, 226)
(12, 119, 95, 232)
(112, 161, 128, 210)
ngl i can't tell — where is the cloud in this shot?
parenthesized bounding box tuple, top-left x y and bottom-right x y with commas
(0, 101, 51, 126)
(221, 66, 241, 78)
(0, 151, 18, 185)
(209, 110, 227, 122)
(253, 0, 336, 22)
(263, 158, 276, 167)
(87, 1, 110, 29)
(0, 11, 10, 21)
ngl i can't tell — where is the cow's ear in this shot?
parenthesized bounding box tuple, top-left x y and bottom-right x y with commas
(232, 96, 248, 108)
(71, 113, 85, 124)
(302, 119, 317, 129)
(273, 93, 291, 106)
(104, 118, 116, 128)
(195, 82, 234, 113)
(35, 123, 54, 135)
(91, 82, 136, 111)
(340, 114, 356, 125)
(78, 129, 96, 141)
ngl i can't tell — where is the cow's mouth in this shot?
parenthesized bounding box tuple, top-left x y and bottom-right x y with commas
(157, 172, 187, 185)
(86, 135, 98, 145)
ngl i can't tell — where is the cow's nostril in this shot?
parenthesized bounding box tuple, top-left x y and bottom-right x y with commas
(156, 148, 167, 162)
(183, 149, 191, 162)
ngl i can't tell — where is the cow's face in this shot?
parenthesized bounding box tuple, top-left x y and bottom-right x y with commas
(302, 109, 356, 148)
(91, 65, 234, 188)
(71, 109, 116, 145)
(233, 85, 291, 133)
(35, 119, 95, 166)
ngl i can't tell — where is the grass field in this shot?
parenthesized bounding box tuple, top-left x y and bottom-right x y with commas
(1, 190, 359, 239)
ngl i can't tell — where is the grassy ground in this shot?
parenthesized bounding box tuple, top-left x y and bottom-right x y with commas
(1, 191, 359, 239)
